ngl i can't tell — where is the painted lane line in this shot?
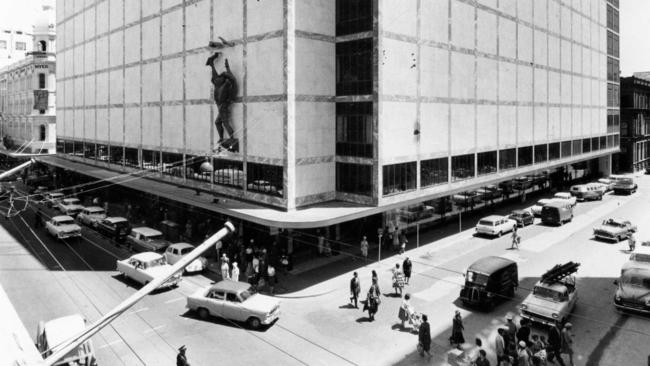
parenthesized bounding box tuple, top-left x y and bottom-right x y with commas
(164, 297, 184, 304)
(80, 235, 121, 260)
(97, 339, 124, 350)
(17, 215, 65, 270)
(143, 325, 166, 334)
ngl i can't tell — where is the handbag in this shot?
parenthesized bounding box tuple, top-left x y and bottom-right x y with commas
(417, 342, 424, 354)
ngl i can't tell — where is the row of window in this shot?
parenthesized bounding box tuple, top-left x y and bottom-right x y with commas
(606, 4, 619, 33)
(336, 102, 373, 158)
(0, 40, 26, 50)
(607, 114, 621, 134)
(56, 140, 284, 197)
(607, 31, 620, 58)
(607, 57, 620, 82)
(620, 114, 650, 137)
(335, 0, 372, 36)
(607, 84, 620, 107)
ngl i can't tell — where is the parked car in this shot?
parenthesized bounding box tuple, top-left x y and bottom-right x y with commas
(498, 180, 515, 195)
(553, 192, 577, 207)
(530, 171, 549, 186)
(541, 201, 573, 226)
(531, 199, 552, 217)
(614, 263, 650, 314)
(452, 191, 482, 208)
(593, 218, 637, 242)
(46, 215, 82, 240)
(475, 215, 517, 237)
(186, 281, 281, 329)
(96, 216, 131, 243)
(613, 178, 638, 195)
(164, 243, 208, 273)
(116, 252, 182, 288)
(508, 210, 535, 227)
(44, 192, 64, 208)
(36, 314, 97, 366)
(475, 185, 502, 201)
(126, 227, 171, 253)
(56, 197, 84, 217)
(570, 184, 604, 201)
(597, 177, 616, 192)
(520, 274, 578, 326)
(623, 246, 650, 271)
(247, 180, 282, 196)
(512, 176, 533, 191)
(459, 256, 518, 310)
(77, 206, 107, 227)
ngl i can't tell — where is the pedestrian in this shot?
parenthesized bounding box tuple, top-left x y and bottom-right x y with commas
(231, 262, 240, 282)
(220, 256, 230, 280)
(365, 278, 381, 321)
(176, 345, 190, 366)
(392, 263, 405, 296)
(402, 257, 412, 285)
(450, 310, 465, 350)
(360, 236, 369, 261)
(215, 240, 223, 260)
(517, 318, 531, 346)
(266, 264, 276, 294)
(418, 314, 431, 357)
(349, 272, 361, 308)
(530, 334, 547, 365)
(496, 328, 507, 365)
(398, 293, 413, 329)
(546, 323, 566, 366)
(517, 341, 530, 366)
(371, 269, 378, 284)
(561, 323, 574, 366)
(505, 315, 518, 346)
(510, 230, 520, 249)
(628, 232, 636, 252)
(317, 233, 325, 256)
(392, 228, 400, 252)
(399, 231, 408, 254)
(474, 349, 490, 366)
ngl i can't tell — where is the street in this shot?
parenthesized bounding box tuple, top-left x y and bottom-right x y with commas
(1, 176, 650, 366)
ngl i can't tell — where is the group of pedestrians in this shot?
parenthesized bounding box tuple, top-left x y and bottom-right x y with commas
(219, 240, 278, 295)
(494, 316, 574, 366)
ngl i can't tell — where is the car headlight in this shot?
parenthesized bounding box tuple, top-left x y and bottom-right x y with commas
(520, 304, 528, 310)
(615, 294, 621, 302)
(551, 313, 559, 319)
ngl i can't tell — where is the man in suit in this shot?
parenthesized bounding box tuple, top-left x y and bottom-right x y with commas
(349, 272, 361, 308)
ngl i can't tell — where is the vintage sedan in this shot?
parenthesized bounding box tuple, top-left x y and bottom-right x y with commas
(44, 192, 64, 208)
(553, 192, 577, 207)
(46, 215, 82, 240)
(96, 217, 132, 243)
(452, 191, 482, 208)
(116, 252, 181, 288)
(531, 199, 552, 217)
(508, 210, 535, 227)
(520, 276, 578, 326)
(613, 178, 638, 195)
(475, 215, 517, 237)
(593, 218, 637, 242)
(126, 227, 171, 253)
(187, 281, 280, 329)
(77, 206, 107, 227)
(56, 197, 84, 217)
(164, 243, 208, 273)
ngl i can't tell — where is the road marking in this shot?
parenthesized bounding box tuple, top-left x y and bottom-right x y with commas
(164, 297, 184, 304)
(97, 339, 124, 349)
(413, 276, 464, 303)
(143, 325, 165, 334)
(17, 216, 65, 270)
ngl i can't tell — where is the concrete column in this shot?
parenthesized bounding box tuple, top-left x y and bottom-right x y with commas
(599, 155, 612, 177)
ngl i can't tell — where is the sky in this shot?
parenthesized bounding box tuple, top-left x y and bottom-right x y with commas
(0, 0, 647, 75)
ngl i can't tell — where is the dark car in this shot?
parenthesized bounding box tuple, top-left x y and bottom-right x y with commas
(96, 216, 132, 243)
(460, 256, 518, 310)
(512, 176, 533, 191)
(508, 210, 535, 227)
(612, 178, 637, 195)
(452, 191, 482, 208)
(498, 180, 515, 195)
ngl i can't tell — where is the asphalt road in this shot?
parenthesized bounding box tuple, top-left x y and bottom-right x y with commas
(1, 176, 650, 365)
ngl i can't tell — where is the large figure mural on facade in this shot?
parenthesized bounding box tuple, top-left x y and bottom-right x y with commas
(206, 50, 238, 153)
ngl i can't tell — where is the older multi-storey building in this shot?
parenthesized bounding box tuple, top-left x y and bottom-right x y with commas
(0, 29, 34, 70)
(52, 0, 619, 238)
(619, 74, 650, 172)
(0, 5, 57, 154)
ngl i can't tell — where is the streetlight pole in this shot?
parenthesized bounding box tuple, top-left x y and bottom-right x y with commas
(377, 228, 383, 263)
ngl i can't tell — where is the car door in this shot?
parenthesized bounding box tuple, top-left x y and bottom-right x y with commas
(223, 292, 244, 321)
(205, 290, 225, 317)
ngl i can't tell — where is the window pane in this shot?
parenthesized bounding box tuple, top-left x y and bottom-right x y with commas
(162, 152, 184, 177)
(336, 0, 372, 36)
(97, 144, 109, 162)
(142, 149, 159, 171)
(336, 39, 372, 95)
(421, 157, 448, 187)
(561, 141, 572, 158)
(600, 136, 607, 150)
(591, 137, 599, 151)
(534, 144, 547, 164)
(213, 159, 244, 188)
(186, 155, 210, 182)
(477, 151, 497, 175)
(109, 145, 124, 165)
(499, 148, 516, 170)
(247, 163, 283, 197)
(336, 102, 373, 158)
(83, 142, 96, 159)
(518, 146, 533, 167)
(383, 162, 416, 195)
(572, 140, 582, 155)
(582, 138, 591, 153)
(337, 163, 371, 196)
(124, 147, 139, 168)
(549, 142, 560, 160)
(451, 154, 475, 181)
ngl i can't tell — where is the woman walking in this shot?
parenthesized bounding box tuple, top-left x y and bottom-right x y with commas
(231, 262, 240, 281)
(365, 278, 381, 321)
(418, 314, 431, 357)
(398, 294, 413, 329)
(402, 257, 412, 285)
(392, 263, 405, 296)
(450, 310, 465, 350)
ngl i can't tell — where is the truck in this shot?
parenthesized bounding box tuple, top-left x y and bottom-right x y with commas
(520, 262, 580, 326)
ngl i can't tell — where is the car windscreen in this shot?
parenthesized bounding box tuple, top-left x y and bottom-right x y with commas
(57, 219, 75, 225)
(180, 248, 193, 255)
(240, 290, 253, 301)
(466, 271, 489, 286)
(144, 234, 163, 241)
(621, 274, 650, 289)
(533, 286, 562, 301)
(630, 253, 650, 263)
(618, 178, 633, 184)
(478, 220, 494, 226)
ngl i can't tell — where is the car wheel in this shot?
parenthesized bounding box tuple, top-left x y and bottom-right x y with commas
(197, 307, 209, 320)
(247, 317, 262, 329)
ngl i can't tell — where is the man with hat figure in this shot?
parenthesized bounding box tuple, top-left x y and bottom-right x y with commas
(561, 323, 575, 366)
(177, 345, 190, 366)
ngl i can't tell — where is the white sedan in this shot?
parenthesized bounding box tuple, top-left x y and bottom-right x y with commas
(164, 243, 208, 273)
(475, 215, 517, 237)
(46, 215, 82, 240)
(531, 198, 553, 216)
(553, 192, 577, 207)
(77, 206, 106, 227)
(116, 252, 182, 288)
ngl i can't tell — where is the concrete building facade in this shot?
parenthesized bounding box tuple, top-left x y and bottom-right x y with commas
(618, 75, 650, 172)
(54, 0, 619, 228)
(0, 5, 57, 154)
(0, 30, 34, 70)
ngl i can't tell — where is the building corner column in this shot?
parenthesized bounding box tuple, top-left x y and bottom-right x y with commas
(284, 0, 297, 211)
